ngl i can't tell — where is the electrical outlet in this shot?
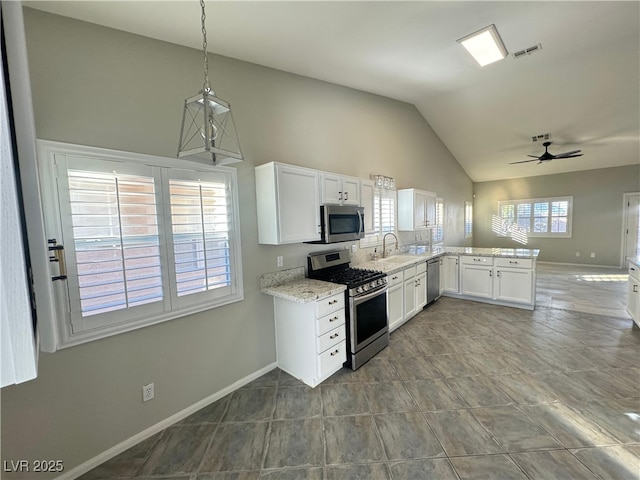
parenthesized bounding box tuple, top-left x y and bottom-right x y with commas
(142, 383, 154, 402)
(590, 252, 596, 258)
(276, 256, 283, 267)
(576, 252, 581, 257)
(351, 244, 357, 253)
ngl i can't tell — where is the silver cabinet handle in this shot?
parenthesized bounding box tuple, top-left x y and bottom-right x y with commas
(497, 270, 500, 277)
(329, 300, 338, 305)
(345, 192, 348, 201)
(330, 333, 339, 339)
(330, 349, 340, 356)
(392, 276, 399, 280)
(509, 260, 518, 264)
(489, 270, 493, 277)
(329, 316, 339, 322)
(634, 285, 639, 293)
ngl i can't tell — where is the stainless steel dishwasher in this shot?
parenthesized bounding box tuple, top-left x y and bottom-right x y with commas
(426, 258, 440, 305)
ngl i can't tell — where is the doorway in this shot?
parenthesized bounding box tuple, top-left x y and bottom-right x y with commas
(622, 192, 640, 265)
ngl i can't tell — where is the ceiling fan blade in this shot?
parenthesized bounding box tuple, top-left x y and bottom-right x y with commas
(509, 159, 539, 164)
(526, 155, 540, 158)
(554, 154, 584, 159)
(554, 150, 582, 157)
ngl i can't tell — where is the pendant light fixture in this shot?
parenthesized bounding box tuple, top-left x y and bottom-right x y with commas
(178, 0, 243, 165)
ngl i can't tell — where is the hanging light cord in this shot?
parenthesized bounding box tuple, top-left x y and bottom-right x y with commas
(200, 0, 211, 92)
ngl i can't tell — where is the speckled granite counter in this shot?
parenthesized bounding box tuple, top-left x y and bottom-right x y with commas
(355, 246, 540, 274)
(260, 267, 346, 303)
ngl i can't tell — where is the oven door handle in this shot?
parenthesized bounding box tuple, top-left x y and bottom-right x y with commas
(352, 286, 387, 306)
(357, 209, 364, 235)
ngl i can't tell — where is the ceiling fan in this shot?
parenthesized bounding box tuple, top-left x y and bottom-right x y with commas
(510, 141, 583, 164)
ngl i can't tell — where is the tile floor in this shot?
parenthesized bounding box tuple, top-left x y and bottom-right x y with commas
(80, 264, 639, 480)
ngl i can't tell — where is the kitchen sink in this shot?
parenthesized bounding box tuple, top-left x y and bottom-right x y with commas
(378, 255, 417, 264)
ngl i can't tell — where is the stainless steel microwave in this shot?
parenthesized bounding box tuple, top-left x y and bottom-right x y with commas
(309, 205, 365, 244)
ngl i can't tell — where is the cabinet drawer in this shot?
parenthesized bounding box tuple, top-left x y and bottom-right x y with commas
(317, 309, 345, 336)
(317, 325, 344, 352)
(460, 255, 494, 266)
(317, 293, 345, 318)
(387, 271, 403, 287)
(416, 261, 427, 275)
(318, 340, 346, 377)
(495, 258, 533, 269)
(403, 265, 417, 279)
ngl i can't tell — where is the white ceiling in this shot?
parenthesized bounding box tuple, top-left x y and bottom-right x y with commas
(24, 1, 640, 182)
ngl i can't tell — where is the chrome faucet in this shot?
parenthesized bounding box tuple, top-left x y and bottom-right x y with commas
(382, 232, 398, 258)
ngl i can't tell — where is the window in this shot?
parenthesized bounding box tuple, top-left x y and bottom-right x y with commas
(496, 196, 573, 241)
(464, 201, 473, 238)
(432, 197, 444, 244)
(38, 141, 243, 348)
(360, 187, 396, 248)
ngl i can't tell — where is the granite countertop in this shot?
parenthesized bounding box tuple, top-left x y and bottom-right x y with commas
(355, 246, 540, 274)
(627, 256, 640, 269)
(260, 267, 346, 303)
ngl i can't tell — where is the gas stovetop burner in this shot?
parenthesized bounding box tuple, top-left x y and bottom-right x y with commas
(307, 250, 387, 296)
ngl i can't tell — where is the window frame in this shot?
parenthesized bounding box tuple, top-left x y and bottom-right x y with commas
(464, 200, 473, 239)
(360, 187, 397, 247)
(432, 197, 444, 245)
(497, 196, 573, 239)
(37, 140, 244, 349)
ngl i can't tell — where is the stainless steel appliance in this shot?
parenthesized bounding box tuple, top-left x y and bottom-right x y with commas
(308, 205, 365, 244)
(308, 249, 388, 369)
(427, 258, 440, 305)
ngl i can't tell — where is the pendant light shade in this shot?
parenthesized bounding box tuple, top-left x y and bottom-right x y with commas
(177, 0, 243, 166)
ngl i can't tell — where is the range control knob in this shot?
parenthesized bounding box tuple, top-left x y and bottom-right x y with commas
(356, 286, 364, 294)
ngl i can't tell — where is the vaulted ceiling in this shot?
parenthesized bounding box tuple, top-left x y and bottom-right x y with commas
(25, 1, 640, 182)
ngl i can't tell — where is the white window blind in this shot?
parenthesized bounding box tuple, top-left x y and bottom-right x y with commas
(497, 196, 572, 239)
(433, 197, 444, 244)
(68, 170, 163, 317)
(375, 189, 396, 234)
(38, 141, 243, 349)
(464, 201, 473, 238)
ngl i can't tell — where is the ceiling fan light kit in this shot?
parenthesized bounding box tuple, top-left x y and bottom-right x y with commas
(510, 141, 583, 165)
(457, 24, 508, 67)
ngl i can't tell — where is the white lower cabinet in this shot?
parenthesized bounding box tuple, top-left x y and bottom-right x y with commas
(388, 262, 427, 332)
(387, 272, 404, 332)
(460, 256, 494, 299)
(627, 263, 640, 327)
(273, 292, 346, 387)
(455, 255, 536, 309)
(440, 255, 459, 294)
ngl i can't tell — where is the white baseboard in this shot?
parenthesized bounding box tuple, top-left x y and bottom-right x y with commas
(56, 362, 278, 480)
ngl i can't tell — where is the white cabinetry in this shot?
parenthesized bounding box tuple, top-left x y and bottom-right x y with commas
(398, 188, 436, 231)
(387, 271, 404, 332)
(389, 262, 427, 332)
(453, 255, 536, 309)
(460, 256, 494, 299)
(627, 263, 640, 327)
(320, 173, 360, 206)
(493, 258, 535, 305)
(440, 255, 459, 294)
(255, 162, 320, 244)
(403, 265, 418, 321)
(273, 292, 346, 388)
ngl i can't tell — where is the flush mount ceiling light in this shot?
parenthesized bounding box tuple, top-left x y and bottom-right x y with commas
(178, 0, 243, 166)
(457, 24, 508, 67)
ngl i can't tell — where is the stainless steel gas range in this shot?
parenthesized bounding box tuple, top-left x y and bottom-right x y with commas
(308, 249, 388, 370)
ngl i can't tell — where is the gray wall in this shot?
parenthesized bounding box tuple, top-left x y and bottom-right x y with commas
(1, 8, 472, 476)
(473, 165, 640, 266)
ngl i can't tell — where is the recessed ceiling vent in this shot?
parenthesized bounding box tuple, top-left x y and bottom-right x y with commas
(532, 133, 551, 142)
(513, 43, 542, 59)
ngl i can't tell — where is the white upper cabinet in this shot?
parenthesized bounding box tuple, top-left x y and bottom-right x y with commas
(320, 172, 360, 206)
(397, 188, 436, 231)
(255, 162, 321, 244)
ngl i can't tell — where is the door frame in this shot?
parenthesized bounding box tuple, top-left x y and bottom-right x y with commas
(621, 192, 640, 267)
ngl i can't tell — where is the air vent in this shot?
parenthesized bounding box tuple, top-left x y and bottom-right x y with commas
(513, 43, 542, 59)
(531, 133, 551, 142)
